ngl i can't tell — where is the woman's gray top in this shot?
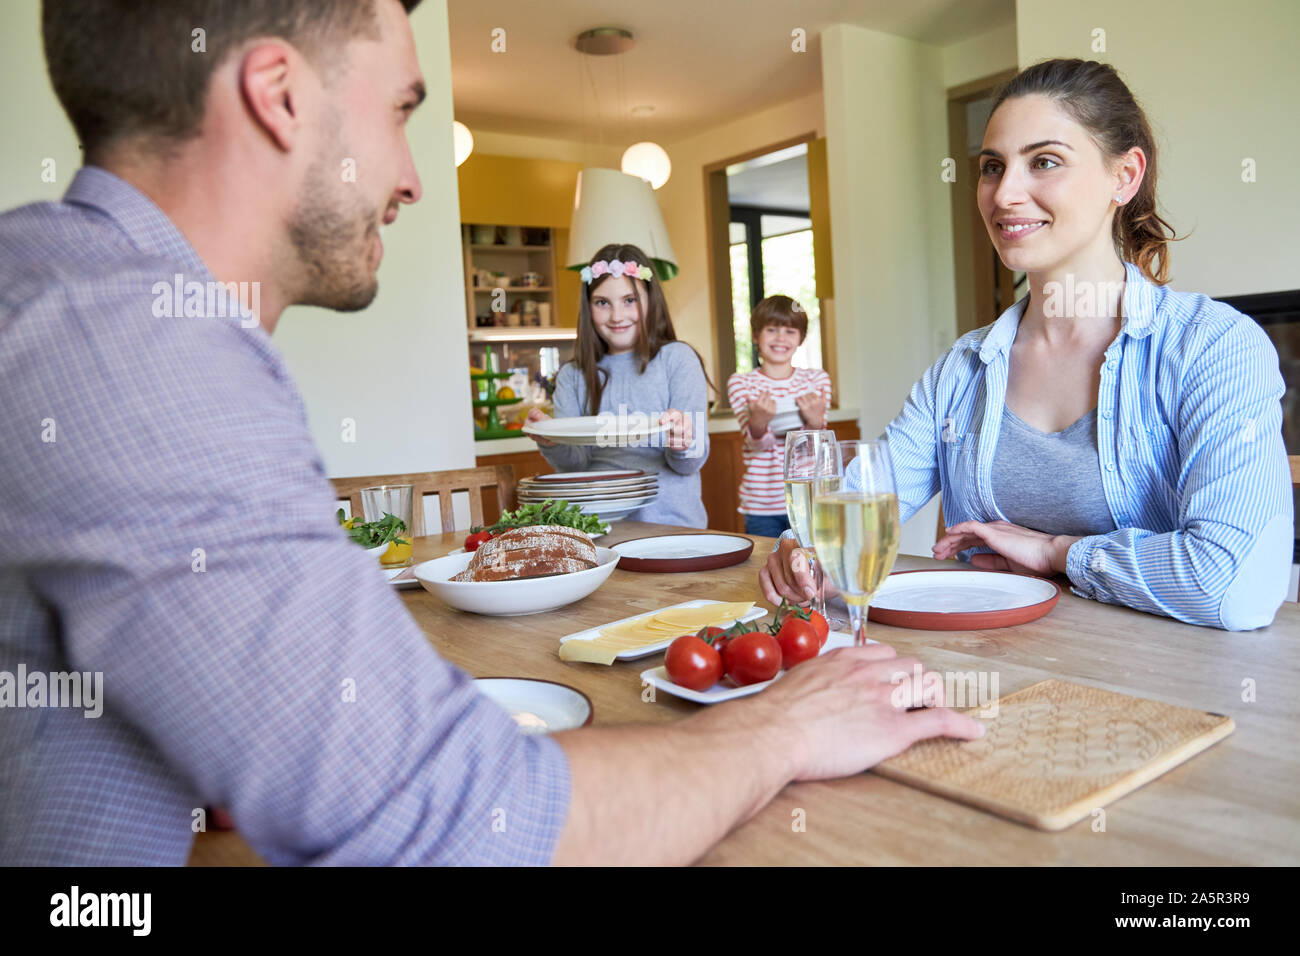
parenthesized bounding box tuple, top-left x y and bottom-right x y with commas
(990, 406, 1118, 537)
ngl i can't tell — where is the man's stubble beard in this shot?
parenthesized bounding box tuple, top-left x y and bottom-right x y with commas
(287, 142, 381, 313)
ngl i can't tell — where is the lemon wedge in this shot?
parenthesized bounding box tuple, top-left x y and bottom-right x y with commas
(381, 538, 412, 565)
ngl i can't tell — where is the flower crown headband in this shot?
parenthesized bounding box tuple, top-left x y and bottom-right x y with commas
(580, 259, 654, 284)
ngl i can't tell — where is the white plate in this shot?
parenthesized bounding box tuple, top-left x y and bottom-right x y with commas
(579, 496, 657, 520)
(523, 415, 671, 447)
(518, 487, 658, 503)
(612, 533, 752, 562)
(558, 599, 769, 661)
(414, 547, 620, 615)
(383, 566, 421, 588)
(475, 678, 592, 733)
(519, 478, 659, 494)
(768, 410, 804, 436)
(872, 570, 1056, 612)
(531, 470, 645, 483)
(642, 630, 871, 704)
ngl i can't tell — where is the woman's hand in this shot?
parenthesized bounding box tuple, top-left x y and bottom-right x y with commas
(795, 390, 828, 429)
(659, 408, 694, 452)
(932, 520, 1079, 576)
(760, 536, 839, 606)
(524, 407, 556, 447)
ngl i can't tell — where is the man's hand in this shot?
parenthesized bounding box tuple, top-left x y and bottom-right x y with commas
(729, 643, 988, 781)
(524, 408, 556, 447)
(795, 390, 827, 429)
(760, 535, 839, 605)
(747, 391, 776, 438)
(932, 520, 1079, 575)
(659, 408, 694, 452)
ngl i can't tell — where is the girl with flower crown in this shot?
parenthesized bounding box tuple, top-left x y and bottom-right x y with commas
(525, 243, 714, 528)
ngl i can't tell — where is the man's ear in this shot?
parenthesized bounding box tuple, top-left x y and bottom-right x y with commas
(239, 41, 302, 152)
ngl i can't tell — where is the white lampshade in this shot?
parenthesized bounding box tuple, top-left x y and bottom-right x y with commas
(453, 121, 474, 167)
(567, 168, 678, 280)
(621, 141, 672, 189)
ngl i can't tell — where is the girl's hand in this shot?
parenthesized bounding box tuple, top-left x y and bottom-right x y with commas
(795, 390, 828, 429)
(759, 536, 839, 606)
(524, 408, 557, 447)
(659, 408, 694, 452)
(932, 520, 1079, 576)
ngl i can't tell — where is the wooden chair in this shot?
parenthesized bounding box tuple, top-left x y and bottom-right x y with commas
(331, 466, 517, 536)
(1290, 455, 1300, 488)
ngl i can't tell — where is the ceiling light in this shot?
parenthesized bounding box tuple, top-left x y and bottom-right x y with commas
(453, 121, 474, 167)
(621, 141, 672, 190)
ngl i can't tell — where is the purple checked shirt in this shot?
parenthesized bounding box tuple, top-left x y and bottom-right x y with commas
(0, 166, 571, 865)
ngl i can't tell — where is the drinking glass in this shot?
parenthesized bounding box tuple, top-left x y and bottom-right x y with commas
(783, 429, 838, 620)
(361, 484, 415, 568)
(811, 439, 901, 646)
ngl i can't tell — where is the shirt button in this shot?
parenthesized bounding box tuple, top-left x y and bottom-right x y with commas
(1106, 361, 1118, 371)
(1101, 410, 1112, 420)
(1106, 462, 1117, 472)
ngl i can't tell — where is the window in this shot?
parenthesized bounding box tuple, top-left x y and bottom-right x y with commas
(728, 208, 822, 375)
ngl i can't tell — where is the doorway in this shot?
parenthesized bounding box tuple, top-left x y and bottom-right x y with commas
(948, 70, 1023, 337)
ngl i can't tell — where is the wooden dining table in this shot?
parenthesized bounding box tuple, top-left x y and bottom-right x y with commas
(189, 520, 1300, 866)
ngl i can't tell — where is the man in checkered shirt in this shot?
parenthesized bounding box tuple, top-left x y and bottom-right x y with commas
(0, 0, 982, 866)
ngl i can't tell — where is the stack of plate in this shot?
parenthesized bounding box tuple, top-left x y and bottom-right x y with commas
(518, 470, 659, 522)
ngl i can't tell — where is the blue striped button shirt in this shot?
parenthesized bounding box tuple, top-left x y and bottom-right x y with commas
(0, 166, 571, 864)
(879, 260, 1292, 631)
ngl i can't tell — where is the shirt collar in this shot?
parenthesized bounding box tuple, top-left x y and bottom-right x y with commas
(973, 260, 1160, 364)
(63, 165, 209, 275)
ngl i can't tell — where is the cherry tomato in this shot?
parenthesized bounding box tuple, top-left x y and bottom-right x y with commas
(775, 616, 820, 669)
(696, 625, 729, 660)
(808, 611, 830, 648)
(722, 632, 782, 686)
(464, 530, 493, 551)
(665, 635, 724, 691)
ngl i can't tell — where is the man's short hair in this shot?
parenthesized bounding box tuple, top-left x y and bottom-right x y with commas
(749, 294, 808, 343)
(42, 0, 422, 157)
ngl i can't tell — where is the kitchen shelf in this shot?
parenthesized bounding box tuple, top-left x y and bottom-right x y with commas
(468, 327, 577, 343)
(470, 244, 551, 252)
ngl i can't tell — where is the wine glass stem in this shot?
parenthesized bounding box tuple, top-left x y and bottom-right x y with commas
(848, 602, 869, 646)
(809, 552, 825, 617)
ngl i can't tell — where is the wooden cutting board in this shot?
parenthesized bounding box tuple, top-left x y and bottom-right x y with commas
(873, 678, 1235, 830)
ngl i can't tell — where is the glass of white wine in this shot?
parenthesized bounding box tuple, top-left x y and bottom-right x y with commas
(811, 439, 901, 646)
(783, 429, 838, 620)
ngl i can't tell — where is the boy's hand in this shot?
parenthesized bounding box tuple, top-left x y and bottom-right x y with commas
(795, 391, 827, 429)
(748, 391, 777, 437)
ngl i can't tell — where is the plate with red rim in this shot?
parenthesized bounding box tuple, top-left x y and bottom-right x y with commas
(531, 470, 645, 483)
(866, 569, 1061, 630)
(612, 533, 755, 573)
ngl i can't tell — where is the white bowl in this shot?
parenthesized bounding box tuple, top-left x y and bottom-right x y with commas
(414, 547, 621, 615)
(768, 410, 804, 436)
(475, 678, 593, 733)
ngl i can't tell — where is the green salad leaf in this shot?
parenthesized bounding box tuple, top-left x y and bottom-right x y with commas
(484, 499, 609, 536)
(337, 508, 409, 548)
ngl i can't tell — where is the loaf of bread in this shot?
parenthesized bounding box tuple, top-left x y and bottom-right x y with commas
(451, 526, 598, 582)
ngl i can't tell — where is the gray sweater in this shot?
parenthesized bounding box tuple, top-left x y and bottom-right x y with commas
(540, 343, 710, 527)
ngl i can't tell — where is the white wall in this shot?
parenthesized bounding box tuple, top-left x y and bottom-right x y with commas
(821, 24, 956, 557)
(942, 19, 1017, 90)
(276, 0, 476, 479)
(0, 0, 475, 483)
(656, 91, 827, 381)
(0, 2, 82, 210)
(1017, 0, 1300, 296)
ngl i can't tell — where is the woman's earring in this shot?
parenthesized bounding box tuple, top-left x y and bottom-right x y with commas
(1114, 195, 1125, 205)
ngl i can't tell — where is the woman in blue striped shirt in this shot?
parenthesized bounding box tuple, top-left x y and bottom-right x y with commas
(762, 58, 1292, 631)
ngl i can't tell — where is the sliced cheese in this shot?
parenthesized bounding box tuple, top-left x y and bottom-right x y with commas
(558, 601, 760, 666)
(653, 602, 755, 629)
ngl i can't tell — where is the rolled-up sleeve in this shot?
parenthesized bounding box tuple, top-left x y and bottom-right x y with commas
(1064, 317, 1292, 630)
(9, 274, 572, 864)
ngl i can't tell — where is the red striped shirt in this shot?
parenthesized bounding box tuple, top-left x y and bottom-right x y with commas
(726, 367, 833, 514)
